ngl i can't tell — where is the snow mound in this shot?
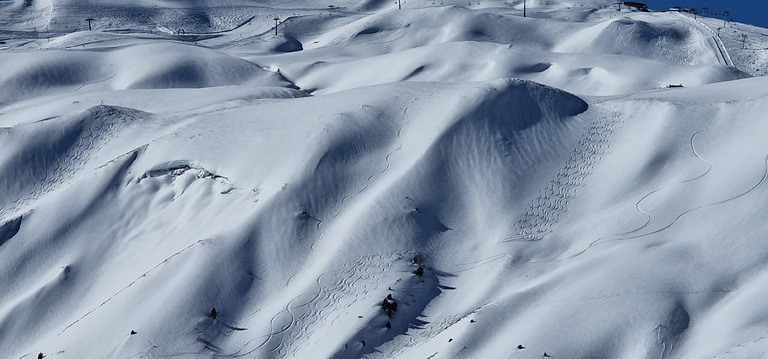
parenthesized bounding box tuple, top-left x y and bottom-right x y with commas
(0, 42, 295, 104)
(253, 6, 747, 96)
(303, 6, 558, 52)
(558, 14, 720, 65)
(5, 1, 768, 358)
(283, 40, 746, 95)
(0, 51, 108, 103)
(109, 42, 293, 90)
(0, 77, 590, 358)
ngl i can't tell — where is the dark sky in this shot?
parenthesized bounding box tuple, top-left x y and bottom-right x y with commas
(638, 0, 768, 29)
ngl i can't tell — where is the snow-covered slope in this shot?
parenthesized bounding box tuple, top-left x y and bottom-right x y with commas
(2, 1, 768, 358)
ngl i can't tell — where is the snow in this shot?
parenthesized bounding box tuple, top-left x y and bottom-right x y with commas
(2, 0, 768, 358)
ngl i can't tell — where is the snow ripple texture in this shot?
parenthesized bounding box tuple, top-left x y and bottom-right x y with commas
(0, 106, 143, 221)
(510, 112, 621, 241)
(211, 253, 399, 358)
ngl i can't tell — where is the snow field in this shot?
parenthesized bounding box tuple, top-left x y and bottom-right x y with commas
(1, 0, 768, 358)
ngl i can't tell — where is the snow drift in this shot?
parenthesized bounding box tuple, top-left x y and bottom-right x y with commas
(2, 0, 768, 358)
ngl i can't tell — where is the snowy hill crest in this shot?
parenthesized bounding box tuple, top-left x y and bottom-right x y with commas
(2, 0, 768, 358)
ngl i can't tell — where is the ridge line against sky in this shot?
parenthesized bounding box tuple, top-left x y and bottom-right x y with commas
(637, 0, 768, 29)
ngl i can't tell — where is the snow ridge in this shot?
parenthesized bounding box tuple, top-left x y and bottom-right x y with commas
(2, 1, 768, 358)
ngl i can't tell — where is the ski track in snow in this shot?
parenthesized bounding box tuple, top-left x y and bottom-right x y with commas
(283, 94, 418, 300)
(237, 98, 434, 359)
(331, 99, 415, 219)
(0, 106, 143, 222)
(475, 105, 768, 266)
(69, 63, 117, 89)
(543, 138, 768, 263)
(711, 336, 768, 359)
(617, 21, 643, 58)
(623, 130, 714, 237)
(195, 252, 404, 358)
(507, 109, 621, 242)
(677, 12, 734, 66)
(3, 1, 768, 358)
(58, 239, 210, 336)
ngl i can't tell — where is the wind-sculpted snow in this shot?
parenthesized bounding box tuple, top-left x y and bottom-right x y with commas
(561, 15, 720, 66)
(3, 1, 768, 358)
(0, 43, 294, 104)
(0, 77, 589, 358)
(250, 6, 748, 96)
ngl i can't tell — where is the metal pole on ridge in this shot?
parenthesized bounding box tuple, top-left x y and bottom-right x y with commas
(274, 17, 279, 35)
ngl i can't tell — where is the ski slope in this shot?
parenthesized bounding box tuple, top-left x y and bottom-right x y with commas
(1, 0, 768, 358)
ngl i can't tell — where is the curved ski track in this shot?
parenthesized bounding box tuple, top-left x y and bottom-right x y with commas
(507, 110, 621, 242)
(0, 106, 145, 222)
(539, 133, 768, 263)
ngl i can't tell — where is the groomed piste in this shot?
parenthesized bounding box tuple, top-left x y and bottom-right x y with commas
(2, 0, 768, 358)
